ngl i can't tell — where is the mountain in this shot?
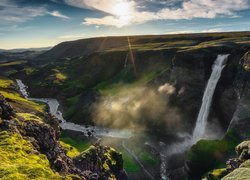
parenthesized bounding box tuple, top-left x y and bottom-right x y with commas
(0, 47, 51, 53)
(36, 32, 250, 62)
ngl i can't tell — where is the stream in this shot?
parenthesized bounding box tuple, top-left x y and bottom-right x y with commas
(16, 79, 133, 139)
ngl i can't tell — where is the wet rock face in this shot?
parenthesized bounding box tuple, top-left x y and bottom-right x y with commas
(229, 118, 250, 140)
(0, 94, 15, 120)
(214, 88, 239, 130)
(153, 50, 241, 132)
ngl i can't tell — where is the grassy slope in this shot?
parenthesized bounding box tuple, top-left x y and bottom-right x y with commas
(0, 131, 62, 179)
(0, 77, 45, 114)
(187, 130, 242, 179)
(0, 77, 63, 179)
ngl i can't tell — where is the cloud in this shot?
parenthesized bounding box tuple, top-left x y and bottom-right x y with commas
(83, 16, 132, 28)
(48, 11, 70, 20)
(58, 33, 86, 39)
(65, 0, 250, 28)
(201, 28, 224, 33)
(0, 0, 70, 26)
(165, 30, 195, 35)
(0, 0, 47, 24)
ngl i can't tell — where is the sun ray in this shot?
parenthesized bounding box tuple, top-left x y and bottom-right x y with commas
(127, 36, 137, 75)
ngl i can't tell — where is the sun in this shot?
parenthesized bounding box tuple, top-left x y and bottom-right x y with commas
(113, 1, 132, 17)
(112, 1, 134, 26)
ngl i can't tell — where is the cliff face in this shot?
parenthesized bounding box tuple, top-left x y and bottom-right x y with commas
(0, 78, 127, 179)
(186, 51, 250, 179)
(15, 45, 247, 138)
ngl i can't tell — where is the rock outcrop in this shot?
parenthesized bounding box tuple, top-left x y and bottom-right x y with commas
(206, 140, 250, 180)
(0, 93, 127, 179)
(0, 94, 15, 120)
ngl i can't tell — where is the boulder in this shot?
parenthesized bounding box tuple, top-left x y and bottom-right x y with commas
(0, 94, 15, 119)
(222, 168, 250, 180)
(236, 141, 250, 160)
(239, 160, 250, 168)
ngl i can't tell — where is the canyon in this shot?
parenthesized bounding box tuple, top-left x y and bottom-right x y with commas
(1, 32, 250, 179)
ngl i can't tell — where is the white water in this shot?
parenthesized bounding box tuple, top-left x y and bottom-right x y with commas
(192, 54, 229, 143)
(16, 79, 133, 139)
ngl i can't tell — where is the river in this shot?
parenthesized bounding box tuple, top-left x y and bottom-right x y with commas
(16, 79, 133, 139)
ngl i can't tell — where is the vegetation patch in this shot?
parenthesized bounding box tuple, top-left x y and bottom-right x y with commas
(0, 131, 61, 179)
(120, 149, 141, 173)
(0, 78, 14, 89)
(0, 90, 45, 112)
(59, 141, 80, 158)
(0, 61, 26, 67)
(16, 113, 43, 122)
(60, 132, 92, 152)
(187, 130, 241, 179)
(96, 66, 169, 96)
(206, 168, 227, 180)
(138, 151, 159, 166)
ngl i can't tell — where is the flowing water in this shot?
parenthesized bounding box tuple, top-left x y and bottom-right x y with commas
(192, 54, 229, 143)
(16, 79, 133, 139)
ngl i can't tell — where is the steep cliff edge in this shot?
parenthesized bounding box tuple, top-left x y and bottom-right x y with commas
(0, 77, 127, 179)
(186, 51, 250, 179)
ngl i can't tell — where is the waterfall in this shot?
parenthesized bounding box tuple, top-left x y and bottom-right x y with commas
(192, 54, 229, 142)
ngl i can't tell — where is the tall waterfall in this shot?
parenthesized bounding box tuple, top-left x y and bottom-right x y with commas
(192, 54, 229, 142)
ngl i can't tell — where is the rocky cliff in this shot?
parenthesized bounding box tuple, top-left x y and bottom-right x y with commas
(206, 140, 250, 180)
(186, 51, 250, 179)
(0, 78, 127, 179)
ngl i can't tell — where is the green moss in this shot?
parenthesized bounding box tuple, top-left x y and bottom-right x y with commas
(0, 90, 45, 113)
(16, 113, 43, 122)
(187, 130, 241, 179)
(60, 132, 91, 152)
(187, 139, 229, 178)
(24, 67, 35, 75)
(0, 78, 14, 89)
(0, 131, 62, 179)
(206, 168, 227, 180)
(55, 72, 67, 82)
(120, 149, 141, 173)
(139, 151, 159, 166)
(59, 141, 80, 158)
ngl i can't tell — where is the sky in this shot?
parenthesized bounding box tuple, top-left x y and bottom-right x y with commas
(1, 0, 250, 49)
